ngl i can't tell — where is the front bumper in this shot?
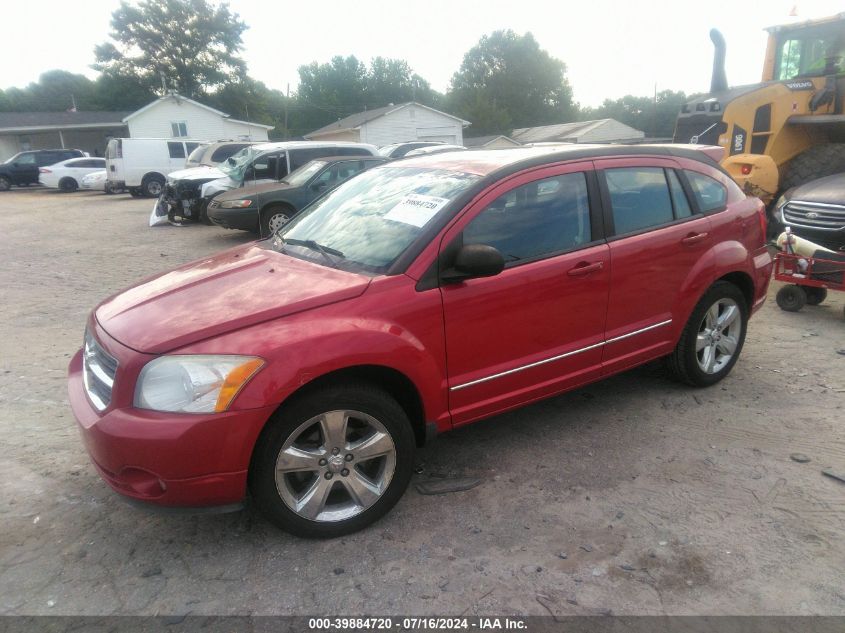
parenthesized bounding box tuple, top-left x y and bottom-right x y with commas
(207, 205, 259, 231)
(68, 349, 276, 508)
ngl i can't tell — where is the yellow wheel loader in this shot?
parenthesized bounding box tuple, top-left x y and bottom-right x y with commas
(674, 14, 845, 212)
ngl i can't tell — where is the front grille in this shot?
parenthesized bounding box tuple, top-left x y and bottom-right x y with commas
(782, 200, 845, 231)
(82, 330, 118, 411)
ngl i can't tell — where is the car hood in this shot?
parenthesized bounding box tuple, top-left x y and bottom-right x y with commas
(167, 166, 226, 182)
(215, 180, 298, 201)
(95, 243, 371, 354)
(788, 172, 845, 204)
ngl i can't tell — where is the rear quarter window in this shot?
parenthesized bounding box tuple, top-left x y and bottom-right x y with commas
(685, 170, 727, 212)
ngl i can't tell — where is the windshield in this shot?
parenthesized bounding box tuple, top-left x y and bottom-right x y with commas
(218, 146, 261, 180)
(775, 23, 845, 79)
(273, 166, 481, 273)
(284, 160, 328, 187)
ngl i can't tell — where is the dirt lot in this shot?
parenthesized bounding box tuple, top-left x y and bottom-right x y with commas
(0, 187, 843, 617)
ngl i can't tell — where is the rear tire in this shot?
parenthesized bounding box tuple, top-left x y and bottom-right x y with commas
(59, 177, 78, 192)
(141, 175, 165, 198)
(776, 284, 807, 312)
(804, 287, 827, 306)
(249, 383, 415, 538)
(665, 281, 748, 387)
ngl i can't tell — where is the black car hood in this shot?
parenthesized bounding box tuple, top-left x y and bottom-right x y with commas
(215, 180, 296, 201)
(788, 172, 845, 203)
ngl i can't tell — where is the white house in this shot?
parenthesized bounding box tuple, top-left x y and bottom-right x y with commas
(511, 119, 644, 144)
(124, 93, 273, 141)
(305, 102, 470, 146)
(463, 134, 521, 149)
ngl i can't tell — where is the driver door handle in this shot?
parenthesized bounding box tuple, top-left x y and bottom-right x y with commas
(681, 232, 709, 246)
(567, 261, 604, 276)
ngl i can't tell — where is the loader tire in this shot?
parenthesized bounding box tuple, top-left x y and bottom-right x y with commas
(780, 144, 845, 192)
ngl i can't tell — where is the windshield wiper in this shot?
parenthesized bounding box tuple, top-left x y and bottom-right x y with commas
(281, 238, 345, 268)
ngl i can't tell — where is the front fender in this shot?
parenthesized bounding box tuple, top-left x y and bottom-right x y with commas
(173, 288, 450, 429)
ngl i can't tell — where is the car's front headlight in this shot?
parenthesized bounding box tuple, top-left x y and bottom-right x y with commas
(134, 355, 264, 413)
(773, 195, 787, 222)
(219, 199, 253, 209)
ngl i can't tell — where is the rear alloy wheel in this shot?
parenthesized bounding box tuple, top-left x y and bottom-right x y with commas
(804, 287, 827, 306)
(776, 284, 807, 312)
(59, 177, 78, 193)
(665, 281, 748, 387)
(0, 176, 11, 192)
(250, 384, 415, 537)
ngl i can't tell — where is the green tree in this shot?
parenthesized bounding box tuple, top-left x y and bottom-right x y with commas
(94, 0, 248, 99)
(366, 57, 438, 108)
(291, 56, 442, 136)
(448, 30, 576, 135)
(580, 90, 694, 138)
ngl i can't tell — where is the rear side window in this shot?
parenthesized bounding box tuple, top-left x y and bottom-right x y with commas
(605, 167, 674, 234)
(290, 147, 339, 170)
(463, 172, 592, 264)
(685, 171, 727, 212)
(168, 142, 186, 159)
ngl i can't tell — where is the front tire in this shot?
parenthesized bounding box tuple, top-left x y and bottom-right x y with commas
(0, 176, 12, 191)
(665, 281, 748, 387)
(249, 383, 415, 538)
(260, 204, 294, 237)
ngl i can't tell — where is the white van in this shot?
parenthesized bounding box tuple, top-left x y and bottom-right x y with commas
(105, 138, 207, 197)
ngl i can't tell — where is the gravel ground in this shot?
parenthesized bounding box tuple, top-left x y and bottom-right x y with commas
(0, 187, 843, 616)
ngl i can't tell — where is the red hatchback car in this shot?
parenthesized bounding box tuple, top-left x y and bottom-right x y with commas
(68, 145, 772, 537)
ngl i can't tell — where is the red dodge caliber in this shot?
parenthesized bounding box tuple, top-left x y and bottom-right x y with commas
(68, 145, 772, 537)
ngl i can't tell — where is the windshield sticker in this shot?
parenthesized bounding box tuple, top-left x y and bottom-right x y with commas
(384, 194, 450, 227)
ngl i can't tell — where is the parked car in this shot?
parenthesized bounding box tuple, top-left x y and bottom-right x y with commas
(185, 141, 256, 169)
(105, 138, 205, 198)
(80, 170, 108, 192)
(39, 157, 106, 192)
(772, 172, 845, 249)
(208, 156, 390, 235)
(0, 148, 86, 191)
(378, 141, 445, 159)
(68, 145, 772, 537)
(159, 141, 380, 224)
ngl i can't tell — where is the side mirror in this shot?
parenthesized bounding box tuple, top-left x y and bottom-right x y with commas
(441, 244, 505, 283)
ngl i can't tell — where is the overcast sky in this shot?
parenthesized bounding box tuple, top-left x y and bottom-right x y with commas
(4, 0, 844, 107)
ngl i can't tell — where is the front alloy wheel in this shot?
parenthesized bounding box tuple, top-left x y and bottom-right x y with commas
(275, 410, 396, 522)
(250, 383, 415, 537)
